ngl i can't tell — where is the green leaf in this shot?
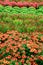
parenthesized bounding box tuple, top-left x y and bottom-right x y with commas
(18, 62, 22, 65)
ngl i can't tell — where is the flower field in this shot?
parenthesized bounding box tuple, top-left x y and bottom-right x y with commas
(0, 30, 43, 65)
(0, 0, 43, 65)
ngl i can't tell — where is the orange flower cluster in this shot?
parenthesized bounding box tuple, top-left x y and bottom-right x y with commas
(0, 30, 43, 65)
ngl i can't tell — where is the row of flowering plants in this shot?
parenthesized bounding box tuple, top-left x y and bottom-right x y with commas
(0, 13, 43, 33)
(0, 30, 43, 65)
(0, 5, 43, 14)
(0, 1, 43, 8)
(0, 0, 43, 2)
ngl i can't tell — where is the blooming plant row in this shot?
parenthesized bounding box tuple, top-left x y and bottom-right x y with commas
(0, 30, 43, 65)
(0, 1, 43, 8)
(0, 13, 43, 33)
(0, 0, 43, 2)
(0, 5, 43, 14)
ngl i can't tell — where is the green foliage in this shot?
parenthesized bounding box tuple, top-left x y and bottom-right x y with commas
(27, 63, 31, 65)
(0, 6, 43, 14)
(22, 44, 33, 56)
(10, 61, 16, 65)
(36, 59, 43, 65)
(18, 62, 22, 65)
(0, 9, 43, 33)
(13, 20, 23, 26)
(0, 49, 2, 54)
(27, 26, 36, 33)
(10, 61, 22, 65)
(13, 20, 27, 33)
(3, 52, 10, 58)
(1, 46, 7, 52)
(38, 50, 43, 56)
(0, 5, 4, 12)
(0, 24, 12, 33)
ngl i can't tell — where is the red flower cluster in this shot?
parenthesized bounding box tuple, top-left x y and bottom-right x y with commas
(0, 1, 43, 8)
